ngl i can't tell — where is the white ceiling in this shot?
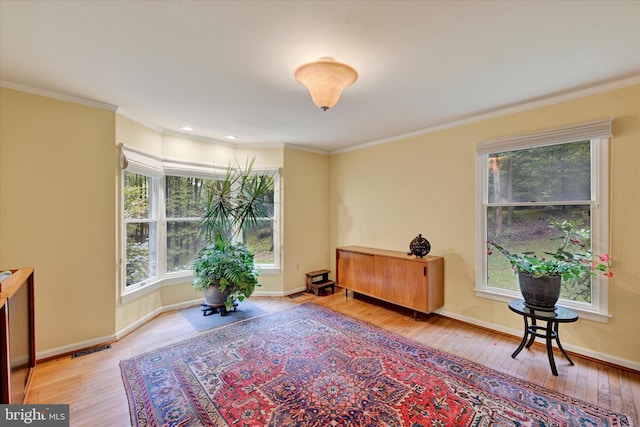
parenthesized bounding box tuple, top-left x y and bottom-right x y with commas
(1, 1, 639, 153)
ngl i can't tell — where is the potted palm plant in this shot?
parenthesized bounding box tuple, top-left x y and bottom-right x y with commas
(191, 159, 274, 315)
(487, 219, 613, 310)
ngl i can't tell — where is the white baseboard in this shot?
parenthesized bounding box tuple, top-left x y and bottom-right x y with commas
(35, 300, 203, 360)
(36, 334, 118, 360)
(115, 298, 204, 340)
(114, 307, 164, 341)
(38, 296, 638, 372)
(161, 298, 203, 313)
(253, 286, 306, 297)
(436, 308, 640, 372)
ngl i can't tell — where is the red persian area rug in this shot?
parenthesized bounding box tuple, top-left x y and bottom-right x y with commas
(120, 303, 632, 426)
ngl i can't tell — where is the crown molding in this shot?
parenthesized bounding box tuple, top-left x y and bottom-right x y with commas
(4, 75, 638, 156)
(0, 80, 118, 112)
(120, 111, 286, 149)
(116, 108, 164, 133)
(161, 128, 238, 147)
(331, 74, 640, 155)
(283, 143, 331, 155)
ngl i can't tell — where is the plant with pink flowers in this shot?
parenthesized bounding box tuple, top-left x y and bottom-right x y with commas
(488, 219, 613, 282)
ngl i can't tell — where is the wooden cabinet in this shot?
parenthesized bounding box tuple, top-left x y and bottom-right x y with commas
(337, 250, 376, 295)
(0, 268, 36, 404)
(336, 246, 444, 315)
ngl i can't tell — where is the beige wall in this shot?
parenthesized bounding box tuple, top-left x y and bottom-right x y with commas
(0, 97, 309, 354)
(0, 88, 117, 353)
(282, 148, 332, 292)
(2, 84, 637, 369)
(330, 84, 640, 366)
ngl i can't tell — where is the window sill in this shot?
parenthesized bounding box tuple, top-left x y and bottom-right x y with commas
(121, 266, 281, 304)
(121, 279, 164, 304)
(474, 288, 612, 323)
(121, 272, 194, 304)
(256, 266, 281, 275)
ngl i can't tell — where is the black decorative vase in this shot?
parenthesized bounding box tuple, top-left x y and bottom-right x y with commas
(409, 234, 431, 258)
(518, 272, 561, 311)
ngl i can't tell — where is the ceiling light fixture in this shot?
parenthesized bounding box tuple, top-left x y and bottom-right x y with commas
(294, 57, 358, 111)
(225, 135, 237, 140)
(180, 126, 194, 132)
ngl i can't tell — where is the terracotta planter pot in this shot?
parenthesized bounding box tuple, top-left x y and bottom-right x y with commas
(518, 272, 561, 311)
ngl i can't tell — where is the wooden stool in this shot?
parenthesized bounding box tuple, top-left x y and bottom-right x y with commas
(305, 269, 335, 296)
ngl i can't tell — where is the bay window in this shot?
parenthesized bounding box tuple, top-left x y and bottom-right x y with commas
(120, 145, 280, 299)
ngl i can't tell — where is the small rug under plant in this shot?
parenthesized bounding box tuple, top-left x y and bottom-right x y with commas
(179, 299, 267, 332)
(120, 303, 631, 427)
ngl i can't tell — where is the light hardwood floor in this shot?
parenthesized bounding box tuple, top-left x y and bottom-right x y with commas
(27, 290, 640, 426)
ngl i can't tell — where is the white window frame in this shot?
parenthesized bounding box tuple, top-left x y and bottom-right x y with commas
(121, 150, 163, 295)
(120, 145, 281, 303)
(474, 119, 613, 322)
(236, 168, 281, 273)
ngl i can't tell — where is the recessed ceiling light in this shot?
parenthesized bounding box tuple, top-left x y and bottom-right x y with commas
(180, 126, 194, 132)
(225, 135, 237, 140)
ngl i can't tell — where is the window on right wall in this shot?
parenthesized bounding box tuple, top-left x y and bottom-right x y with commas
(475, 119, 613, 321)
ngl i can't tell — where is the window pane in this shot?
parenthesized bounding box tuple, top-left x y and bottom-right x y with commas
(167, 220, 206, 272)
(488, 141, 591, 203)
(487, 205, 592, 302)
(165, 175, 217, 272)
(252, 178, 275, 218)
(243, 220, 274, 264)
(124, 172, 150, 219)
(166, 176, 211, 218)
(126, 222, 157, 286)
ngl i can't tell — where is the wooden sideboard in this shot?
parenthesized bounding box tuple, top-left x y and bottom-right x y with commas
(0, 268, 35, 404)
(336, 246, 444, 315)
